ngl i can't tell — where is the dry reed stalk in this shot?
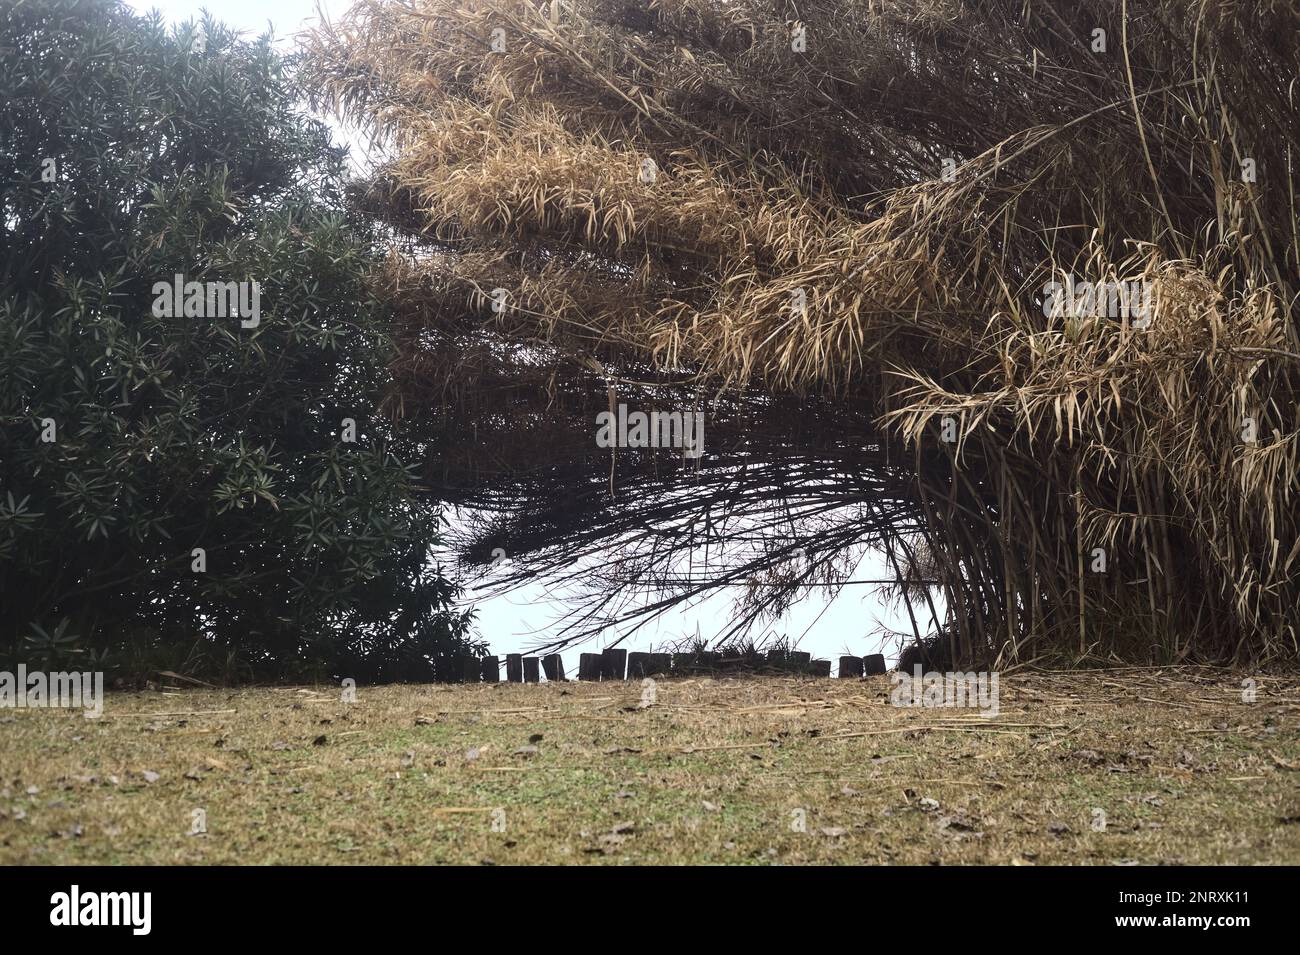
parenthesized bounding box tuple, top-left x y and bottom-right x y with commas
(304, 0, 1300, 663)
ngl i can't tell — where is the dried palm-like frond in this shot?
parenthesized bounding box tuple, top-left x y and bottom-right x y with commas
(305, 0, 1300, 663)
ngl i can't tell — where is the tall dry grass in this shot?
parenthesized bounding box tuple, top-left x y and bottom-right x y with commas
(304, 0, 1300, 663)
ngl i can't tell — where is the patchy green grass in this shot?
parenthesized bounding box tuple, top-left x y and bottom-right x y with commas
(1, 669, 1298, 864)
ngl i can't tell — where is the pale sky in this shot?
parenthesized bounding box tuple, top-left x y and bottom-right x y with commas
(125, 0, 921, 670)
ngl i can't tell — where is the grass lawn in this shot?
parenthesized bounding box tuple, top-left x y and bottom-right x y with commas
(2, 668, 1297, 864)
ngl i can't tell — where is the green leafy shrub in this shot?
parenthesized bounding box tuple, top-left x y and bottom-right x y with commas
(0, 0, 478, 681)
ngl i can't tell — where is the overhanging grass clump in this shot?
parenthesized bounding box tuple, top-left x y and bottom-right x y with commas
(305, 0, 1300, 664)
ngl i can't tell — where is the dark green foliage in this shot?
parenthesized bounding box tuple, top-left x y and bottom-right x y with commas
(0, 0, 478, 681)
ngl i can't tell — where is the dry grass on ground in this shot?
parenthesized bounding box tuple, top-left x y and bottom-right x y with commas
(1, 669, 1297, 864)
